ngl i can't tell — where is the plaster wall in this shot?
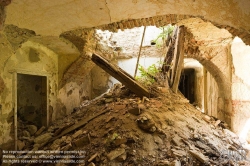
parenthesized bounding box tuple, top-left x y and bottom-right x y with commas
(0, 32, 15, 149)
(91, 66, 110, 98)
(58, 55, 94, 116)
(0, 38, 58, 149)
(57, 77, 92, 118)
(0, 27, 84, 149)
(231, 37, 250, 142)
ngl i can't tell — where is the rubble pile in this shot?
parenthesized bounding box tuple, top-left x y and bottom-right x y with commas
(19, 84, 250, 165)
(17, 119, 46, 151)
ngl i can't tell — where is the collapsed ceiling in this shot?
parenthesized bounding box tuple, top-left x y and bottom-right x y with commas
(4, 0, 250, 46)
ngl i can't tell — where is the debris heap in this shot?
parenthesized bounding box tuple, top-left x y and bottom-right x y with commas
(18, 84, 250, 166)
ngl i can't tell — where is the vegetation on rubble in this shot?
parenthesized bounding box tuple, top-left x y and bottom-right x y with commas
(135, 62, 164, 87)
(151, 24, 175, 47)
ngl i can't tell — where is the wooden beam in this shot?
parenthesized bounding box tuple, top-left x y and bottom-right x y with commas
(171, 26, 185, 93)
(47, 107, 109, 144)
(134, 26, 146, 78)
(161, 27, 178, 74)
(91, 53, 151, 98)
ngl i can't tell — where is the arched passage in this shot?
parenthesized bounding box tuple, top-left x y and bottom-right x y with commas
(186, 49, 232, 125)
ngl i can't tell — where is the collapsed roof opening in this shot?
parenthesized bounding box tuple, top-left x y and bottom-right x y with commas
(93, 22, 234, 119)
(92, 26, 173, 98)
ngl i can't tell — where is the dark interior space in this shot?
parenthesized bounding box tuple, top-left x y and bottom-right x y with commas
(179, 68, 195, 104)
(17, 73, 47, 128)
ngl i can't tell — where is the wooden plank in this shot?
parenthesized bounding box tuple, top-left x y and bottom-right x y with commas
(170, 27, 180, 86)
(91, 53, 151, 97)
(161, 27, 178, 74)
(134, 26, 146, 77)
(171, 26, 185, 93)
(47, 107, 109, 144)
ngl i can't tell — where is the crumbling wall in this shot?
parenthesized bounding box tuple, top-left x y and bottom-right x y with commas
(231, 37, 250, 142)
(0, 31, 15, 149)
(96, 27, 164, 59)
(1, 40, 58, 149)
(181, 18, 233, 126)
(0, 24, 83, 149)
(5, 0, 250, 47)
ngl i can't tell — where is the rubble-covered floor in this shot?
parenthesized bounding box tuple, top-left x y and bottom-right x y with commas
(17, 84, 250, 166)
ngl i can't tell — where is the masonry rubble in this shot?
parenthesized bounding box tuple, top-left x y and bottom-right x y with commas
(15, 83, 250, 165)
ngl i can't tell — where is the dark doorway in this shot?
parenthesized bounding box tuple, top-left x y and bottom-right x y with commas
(17, 74, 47, 128)
(178, 68, 195, 104)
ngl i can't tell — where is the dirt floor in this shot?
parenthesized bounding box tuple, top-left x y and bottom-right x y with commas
(16, 84, 250, 166)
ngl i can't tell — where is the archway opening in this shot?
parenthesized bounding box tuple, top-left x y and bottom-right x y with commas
(179, 68, 195, 104)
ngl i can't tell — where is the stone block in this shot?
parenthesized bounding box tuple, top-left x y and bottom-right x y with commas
(73, 135, 90, 147)
(17, 140, 25, 150)
(34, 133, 52, 144)
(35, 126, 46, 136)
(114, 138, 127, 146)
(189, 150, 209, 164)
(116, 152, 127, 161)
(128, 107, 140, 115)
(107, 148, 125, 161)
(27, 125, 38, 135)
(23, 130, 30, 137)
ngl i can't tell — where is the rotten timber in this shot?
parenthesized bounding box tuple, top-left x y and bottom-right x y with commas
(170, 26, 185, 93)
(45, 107, 109, 145)
(91, 53, 151, 97)
(161, 27, 178, 74)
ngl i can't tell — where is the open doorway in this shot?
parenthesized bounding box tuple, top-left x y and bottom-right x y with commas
(178, 68, 195, 104)
(17, 74, 47, 130)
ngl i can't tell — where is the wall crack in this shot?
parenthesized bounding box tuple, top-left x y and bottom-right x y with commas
(105, 0, 112, 23)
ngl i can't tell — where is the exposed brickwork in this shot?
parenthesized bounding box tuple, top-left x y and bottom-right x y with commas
(91, 14, 250, 46)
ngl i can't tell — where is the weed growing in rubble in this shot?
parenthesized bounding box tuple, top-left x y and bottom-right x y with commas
(105, 132, 119, 145)
(136, 62, 162, 87)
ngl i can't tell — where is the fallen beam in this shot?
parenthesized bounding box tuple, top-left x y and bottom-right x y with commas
(47, 107, 109, 145)
(91, 53, 151, 98)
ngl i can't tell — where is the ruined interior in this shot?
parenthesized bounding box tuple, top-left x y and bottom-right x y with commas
(1, 0, 250, 165)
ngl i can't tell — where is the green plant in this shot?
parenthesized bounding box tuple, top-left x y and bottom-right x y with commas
(152, 24, 175, 47)
(136, 62, 162, 87)
(105, 132, 119, 145)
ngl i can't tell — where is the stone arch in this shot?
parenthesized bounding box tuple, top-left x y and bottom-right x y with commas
(185, 45, 232, 126)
